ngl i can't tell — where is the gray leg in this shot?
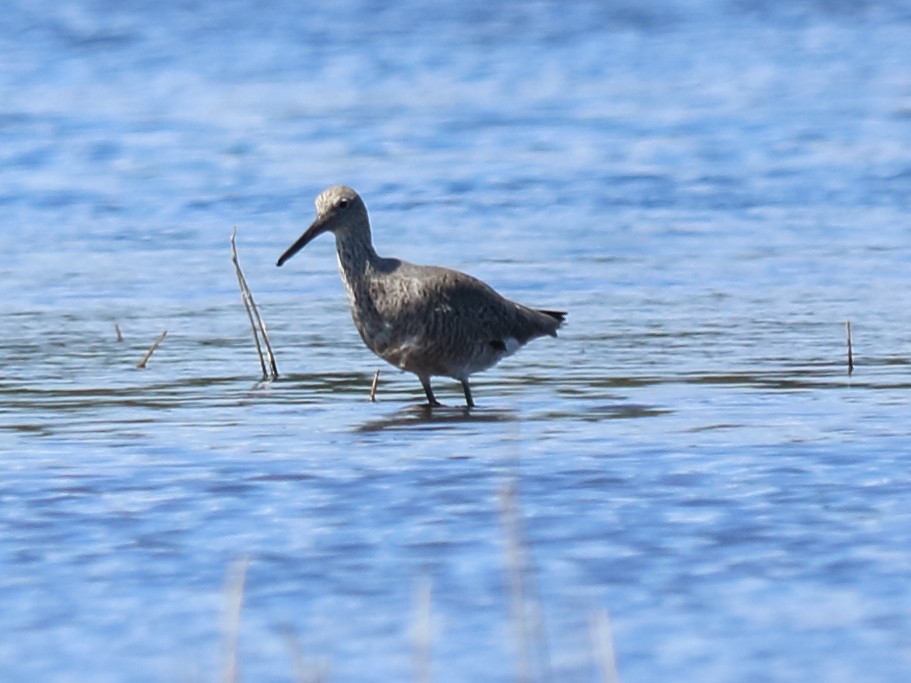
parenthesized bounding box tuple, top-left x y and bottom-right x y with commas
(420, 377, 441, 407)
(460, 379, 475, 408)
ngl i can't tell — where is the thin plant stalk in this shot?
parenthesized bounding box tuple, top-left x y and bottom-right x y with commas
(369, 369, 381, 402)
(281, 623, 328, 683)
(412, 576, 433, 683)
(136, 330, 167, 368)
(223, 557, 249, 683)
(590, 609, 621, 683)
(499, 482, 551, 683)
(231, 227, 278, 380)
(846, 320, 854, 375)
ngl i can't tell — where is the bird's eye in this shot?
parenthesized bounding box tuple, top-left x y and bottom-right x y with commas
(338, 199, 349, 209)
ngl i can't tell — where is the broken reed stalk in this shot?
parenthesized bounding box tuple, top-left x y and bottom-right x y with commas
(590, 610, 621, 683)
(846, 320, 854, 375)
(222, 557, 249, 683)
(136, 330, 167, 368)
(231, 227, 278, 380)
(369, 369, 381, 402)
(499, 482, 552, 683)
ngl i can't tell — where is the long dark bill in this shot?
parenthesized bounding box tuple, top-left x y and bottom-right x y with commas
(276, 214, 332, 267)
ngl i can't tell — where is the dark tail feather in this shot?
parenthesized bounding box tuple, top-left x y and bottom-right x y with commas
(519, 308, 566, 341)
(535, 309, 567, 336)
(538, 309, 567, 325)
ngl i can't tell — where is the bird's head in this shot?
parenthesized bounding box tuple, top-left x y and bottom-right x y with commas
(277, 185, 368, 266)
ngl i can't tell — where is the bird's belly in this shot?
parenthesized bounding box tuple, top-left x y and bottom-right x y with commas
(369, 330, 509, 380)
(350, 301, 518, 379)
(352, 319, 423, 372)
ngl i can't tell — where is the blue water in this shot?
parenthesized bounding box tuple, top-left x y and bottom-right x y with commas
(2, 1, 911, 681)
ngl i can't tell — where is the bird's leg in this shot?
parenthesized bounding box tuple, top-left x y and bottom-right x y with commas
(460, 379, 475, 408)
(420, 377, 441, 407)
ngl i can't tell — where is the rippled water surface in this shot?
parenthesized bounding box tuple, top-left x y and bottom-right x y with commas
(3, 1, 911, 682)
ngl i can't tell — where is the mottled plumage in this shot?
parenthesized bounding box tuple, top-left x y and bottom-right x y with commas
(277, 185, 565, 407)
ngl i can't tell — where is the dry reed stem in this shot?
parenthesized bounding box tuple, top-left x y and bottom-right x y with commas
(231, 227, 278, 380)
(412, 576, 433, 683)
(136, 330, 167, 368)
(222, 557, 249, 683)
(369, 369, 381, 402)
(115, 323, 123, 342)
(499, 482, 551, 683)
(846, 320, 854, 375)
(590, 609, 621, 683)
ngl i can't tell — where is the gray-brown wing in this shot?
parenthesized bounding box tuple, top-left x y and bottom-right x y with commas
(374, 263, 561, 348)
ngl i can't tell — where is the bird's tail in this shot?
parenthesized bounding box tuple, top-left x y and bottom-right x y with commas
(538, 309, 567, 325)
(532, 309, 566, 337)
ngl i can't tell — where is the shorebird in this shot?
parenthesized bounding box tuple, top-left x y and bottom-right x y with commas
(277, 185, 565, 407)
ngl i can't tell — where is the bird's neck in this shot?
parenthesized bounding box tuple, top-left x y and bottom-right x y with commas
(334, 227, 380, 290)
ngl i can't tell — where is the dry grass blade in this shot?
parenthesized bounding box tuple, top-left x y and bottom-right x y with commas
(412, 576, 433, 683)
(590, 609, 621, 683)
(281, 623, 329, 683)
(846, 320, 854, 375)
(369, 369, 381, 402)
(499, 482, 551, 683)
(136, 330, 167, 368)
(231, 227, 278, 380)
(222, 557, 249, 683)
